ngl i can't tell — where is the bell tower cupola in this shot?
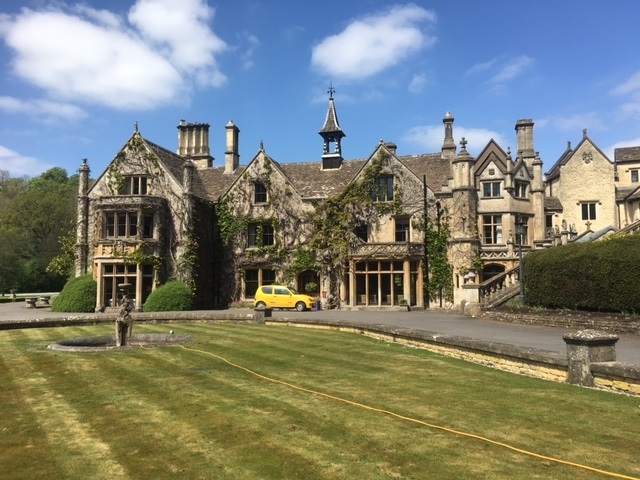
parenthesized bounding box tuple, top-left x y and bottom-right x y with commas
(318, 83, 346, 170)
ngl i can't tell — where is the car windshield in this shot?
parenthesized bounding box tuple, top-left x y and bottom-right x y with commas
(288, 287, 299, 294)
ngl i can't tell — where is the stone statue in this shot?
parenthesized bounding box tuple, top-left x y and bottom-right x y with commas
(116, 295, 134, 347)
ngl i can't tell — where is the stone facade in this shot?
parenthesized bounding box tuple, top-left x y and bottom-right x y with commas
(75, 95, 640, 312)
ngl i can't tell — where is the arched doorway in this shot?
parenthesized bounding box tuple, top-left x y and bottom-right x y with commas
(482, 264, 505, 282)
(297, 270, 319, 296)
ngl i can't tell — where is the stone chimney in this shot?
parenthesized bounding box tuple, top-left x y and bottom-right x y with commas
(177, 120, 213, 169)
(441, 112, 456, 160)
(515, 119, 535, 162)
(225, 121, 240, 174)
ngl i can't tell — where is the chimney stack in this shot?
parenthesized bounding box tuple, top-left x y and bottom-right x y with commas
(177, 120, 213, 169)
(225, 121, 240, 174)
(515, 119, 535, 162)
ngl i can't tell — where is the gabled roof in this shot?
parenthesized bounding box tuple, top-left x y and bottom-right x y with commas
(191, 147, 451, 203)
(616, 185, 640, 202)
(474, 139, 511, 176)
(545, 141, 573, 180)
(88, 131, 187, 196)
(574, 225, 617, 243)
(546, 135, 612, 181)
(614, 145, 640, 163)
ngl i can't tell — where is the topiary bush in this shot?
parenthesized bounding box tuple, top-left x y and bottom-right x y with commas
(143, 281, 193, 312)
(51, 274, 97, 313)
(524, 234, 640, 313)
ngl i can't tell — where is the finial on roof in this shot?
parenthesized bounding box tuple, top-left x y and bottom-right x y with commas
(567, 140, 571, 150)
(134, 121, 139, 133)
(328, 81, 335, 100)
(260, 140, 264, 151)
(507, 147, 512, 160)
(82, 158, 87, 165)
(460, 137, 468, 151)
(583, 128, 587, 139)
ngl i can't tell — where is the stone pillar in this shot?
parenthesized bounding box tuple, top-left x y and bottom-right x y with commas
(253, 305, 272, 324)
(563, 330, 619, 386)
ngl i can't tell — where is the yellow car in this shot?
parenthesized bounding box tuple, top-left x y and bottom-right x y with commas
(254, 285, 315, 311)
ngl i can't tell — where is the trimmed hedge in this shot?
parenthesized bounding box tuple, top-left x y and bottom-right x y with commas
(523, 234, 640, 313)
(51, 274, 97, 313)
(143, 281, 193, 312)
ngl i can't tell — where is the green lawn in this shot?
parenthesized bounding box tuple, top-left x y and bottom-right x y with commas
(1, 324, 639, 480)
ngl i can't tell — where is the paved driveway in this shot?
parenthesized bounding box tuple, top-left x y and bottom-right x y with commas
(1, 302, 639, 365)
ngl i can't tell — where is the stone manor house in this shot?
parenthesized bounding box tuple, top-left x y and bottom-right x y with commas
(74, 92, 640, 312)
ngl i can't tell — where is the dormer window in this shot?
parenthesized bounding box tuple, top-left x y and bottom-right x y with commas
(254, 182, 268, 204)
(124, 176, 148, 195)
(514, 181, 528, 198)
(372, 175, 394, 202)
(482, 181, 501, 198)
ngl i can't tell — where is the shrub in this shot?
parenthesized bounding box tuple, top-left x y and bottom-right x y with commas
(523, 234, 640, 313)
(51, 274, 97, 313)
(143, 281, 193, 312)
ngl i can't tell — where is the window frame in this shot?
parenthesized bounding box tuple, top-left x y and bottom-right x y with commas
(254, 182, 268, 204)
(371, 175, 394, 202)
(581, 202, 597, 221)
(482, 181, 502, 198)
(104, 211, 138, 239)
(124, 176, 148, 195)
(631, 170, 639, 183)
(395, 217, 410, 242)
(482, 214, 503, 244)
(514, 181, 528, 198)
(247, 222, 275, 248)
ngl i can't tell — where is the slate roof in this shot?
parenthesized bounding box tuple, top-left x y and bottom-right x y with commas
(190, 151, 452, 203)
(545, 142, 573, 180)
(545, 196, 563, 211)
(574, 226, 617, 243)
(614, 146, 640, 163)
(318, 98, 344, 137)
(397, 153, 452, 194)
(616, 186, 640, 202)
(145, 138, 186, 186)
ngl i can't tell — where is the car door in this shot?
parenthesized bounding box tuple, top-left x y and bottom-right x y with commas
(274, 286, 293, 308)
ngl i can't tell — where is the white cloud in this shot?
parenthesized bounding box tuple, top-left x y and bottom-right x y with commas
(611, 71, 640, 95)
(611, 71, 640, 118)
(408, 73, 429, 93)
(0, 145, 53, 177)
(0, 96, 87, 122)
(238, 32, 260, 70)
(402, 124, 506, 155)
(467, 55, 534, 93)
(551, 112, 605, 133)
(311, 4, 437, 80)
(0, 0, 228, 114)
(490, 55, 533, 84)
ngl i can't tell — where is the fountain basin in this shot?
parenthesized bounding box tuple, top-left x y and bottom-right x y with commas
(48, 333, 192, 352)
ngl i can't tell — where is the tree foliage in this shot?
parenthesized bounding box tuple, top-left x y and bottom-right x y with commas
(0, 168, 78, 293)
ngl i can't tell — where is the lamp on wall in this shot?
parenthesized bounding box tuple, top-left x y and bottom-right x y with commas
(515, 217, 525, 305)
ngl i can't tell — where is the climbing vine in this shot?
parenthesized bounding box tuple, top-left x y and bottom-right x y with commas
(310, 153, 405, 275)
(424, 214, 454, 303)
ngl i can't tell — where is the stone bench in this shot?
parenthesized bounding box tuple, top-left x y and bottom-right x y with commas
(25, 298, 37, 308)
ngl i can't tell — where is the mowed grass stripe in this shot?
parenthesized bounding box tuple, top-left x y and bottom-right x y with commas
(141, 324, 640, 472)
(0, 331, 130, 479)
(1, 325, 639, 479)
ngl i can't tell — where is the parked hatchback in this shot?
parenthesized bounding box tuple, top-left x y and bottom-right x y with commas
(254, 285, 315, 311)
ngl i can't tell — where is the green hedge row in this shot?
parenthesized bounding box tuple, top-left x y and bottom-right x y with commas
(523, 235, 640, 313)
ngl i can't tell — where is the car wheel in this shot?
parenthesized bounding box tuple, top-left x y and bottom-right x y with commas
(295, 301, 306, 312)
(256, 301, 266, 308)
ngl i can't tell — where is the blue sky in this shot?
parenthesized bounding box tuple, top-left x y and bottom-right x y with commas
(1, 0, 640, 179)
